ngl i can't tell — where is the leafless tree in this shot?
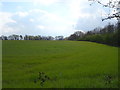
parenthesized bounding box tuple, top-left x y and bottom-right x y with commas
(88, 0, 120, 21)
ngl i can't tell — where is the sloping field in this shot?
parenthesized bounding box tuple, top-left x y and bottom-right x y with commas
(2, 40, 118, 88)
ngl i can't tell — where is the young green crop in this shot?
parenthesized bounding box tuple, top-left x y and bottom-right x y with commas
(2, 40, 118, 88)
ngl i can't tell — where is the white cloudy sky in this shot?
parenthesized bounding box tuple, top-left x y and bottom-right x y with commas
(0, 0, 118, 37)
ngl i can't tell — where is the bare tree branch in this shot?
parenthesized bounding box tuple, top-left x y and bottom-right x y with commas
(89, 0, 120, 21)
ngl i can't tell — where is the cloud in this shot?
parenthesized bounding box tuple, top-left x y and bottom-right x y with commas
(68, 0, 86, 18)
(0, 12, 17, 35)
(29, 9, 48, 14)
(29, 18, 34, 22)
(37, 25, 45, 29)
(0, 2, 3, 7)
(0, 12, 16, 26)
(0, 8, 74, 36)
(1, 25, 15, 34)
(33, 0, 59, 6)
(1, 0, 118, 37)
(29, 9, 62, 22)
(16, 11, 28, 17)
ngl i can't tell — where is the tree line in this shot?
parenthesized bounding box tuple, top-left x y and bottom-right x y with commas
(1, 22, 119, 47)
(68, 22, 120, 47)
(0, 35, 64, 41)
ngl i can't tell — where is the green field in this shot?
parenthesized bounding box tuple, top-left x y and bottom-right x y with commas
(2, 40, 118, 88)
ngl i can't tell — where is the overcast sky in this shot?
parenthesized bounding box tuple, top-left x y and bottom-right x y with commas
(0, 0, 118, 37)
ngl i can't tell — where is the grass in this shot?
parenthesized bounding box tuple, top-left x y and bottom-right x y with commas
(2, 40, 118, 88)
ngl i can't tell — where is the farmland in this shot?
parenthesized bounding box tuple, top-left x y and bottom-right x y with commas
(2, 40, 118, 88)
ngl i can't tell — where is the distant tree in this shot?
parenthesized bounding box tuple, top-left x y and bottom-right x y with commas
(64, 37, 68, 40)
(55, 36, 64, 40)
(86, 31, 93, 35)
(24, 35, 29, 40)
(12, 34, 19, 40)
(38, 35, 42, 40)
(20, 35, 23, 40)
(0, 37, 2, 40)
(106, 23, 115, 33)
(41, 36, 48, 40)
(74, 31, 85, 37)
(68, 31, 84, 40)
(34, 36, 39, 40)
(2, 35, 8, 40)
(47, 36, 54, 40)
(8, 35, 14, 40)
(28, 36, 33, 40)
(4, 36, 8, 40)
(68, 22, 119, 46)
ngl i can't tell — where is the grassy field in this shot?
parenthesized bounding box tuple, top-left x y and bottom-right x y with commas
(2, 40, 118, 88)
